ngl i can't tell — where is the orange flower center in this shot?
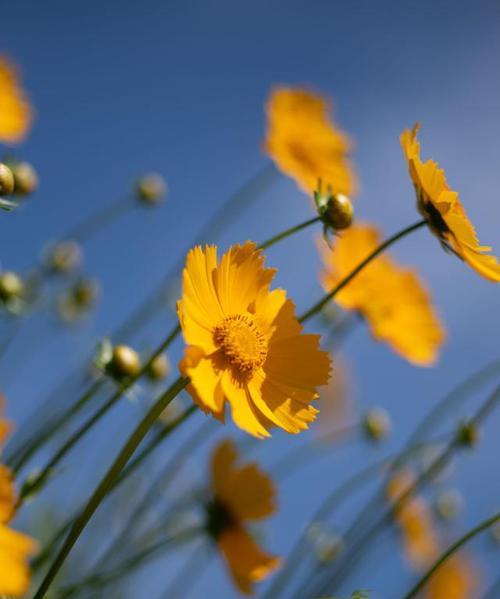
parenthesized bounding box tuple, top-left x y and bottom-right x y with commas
(214, 315, 267, 374)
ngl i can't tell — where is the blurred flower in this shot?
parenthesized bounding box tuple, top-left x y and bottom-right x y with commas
(426, 555, 478, 599)
(318, 223, 445, 366)
(0, 395, 11, 448)
(401, 124, 500, 282)
(362, 406, 391, 442)
(386, 470, 440, 570)
(0, 56, 33, 144)
(0, 465, 15, 523)
(43, 240, 82, 275)
(135, 172, 167, 205)
(264, 87, 357, 197)
(178, 242, 331, 438)
(435, 489, 463, 521)
(57, 277, 99, 322)
(206, 439, 280, 595)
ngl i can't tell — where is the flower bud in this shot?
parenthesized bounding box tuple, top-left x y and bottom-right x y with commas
(108, 344, 141, 381)
(135, 173, 167, 205)
(456, 421, 479, 448)
(435, 489, 463, 521)
(362, 407, 391, 442)
(45, 240, 82, 275)
(146, 352, 170, 382)
(326, 193, 354, 230)
(10, 161, 38, 196)
(0, 163, 15, 196)
(72, 278, 99, 308)
(0, 271, 24, 303)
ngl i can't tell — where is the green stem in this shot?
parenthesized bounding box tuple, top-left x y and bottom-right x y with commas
(401, 512, 500, 599)
(31, 375, 189, 599)
(258, 216, 321, 250)
(17, 324, 181, 506)
(299, 220, 427, 323)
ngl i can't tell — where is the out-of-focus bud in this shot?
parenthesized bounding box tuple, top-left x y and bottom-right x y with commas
(0, 163, 15, 196)
(72, 278, 99, 309)
(362, 407, 391, 442)
(456, 421, 479, 448)
(146, 352, 170, 382)
(44, 240, 82, 275)
(0, 270, 24, 303)
(107, 344, 141, 381)
(325, 193, 354, 230)
(435, 489, 463, 521)
(9, 161, 39, 196)
(135, 173, 167, 205)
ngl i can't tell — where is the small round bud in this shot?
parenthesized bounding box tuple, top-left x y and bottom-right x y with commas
(10, 161, 39, 196)
(146, 353, 170, 382)
(108, 345, 141, 381)
(326, 194, 354, 230)
(135, 173, 167, 205)
(456, 421, 479, 448)
(45, 240, 82, 275)
(72, 278, 99, 308)
(435, 489, 463, 521)
(0, 163, 15, 196)
(363, 407, 391, 442)
(0, 271, 24, 303)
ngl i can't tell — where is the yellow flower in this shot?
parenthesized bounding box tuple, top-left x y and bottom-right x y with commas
(0, 56, 33, 144)
(0, 393, 12, 449)
(178, 242, 331, 438)
(207, 439, 280, 595)
(264, 87, 357, 197)
(401, 124, 500, 282)
(0, 523, 37, 596)
(0, 465, 15, 523)
(426, 555, 477, 599)
(318, 223, 445, 366)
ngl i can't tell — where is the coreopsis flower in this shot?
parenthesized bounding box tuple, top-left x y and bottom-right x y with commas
(178, 242, 331, 438)
(264, 87, 357, 197)
(0, 56, 33, 144)
(318, 223, 445, 366)
(426, 555, 477, 599)
(401, 124, 500, 282)
(386, 470, 440, 570)
(206, 439, 280, 595)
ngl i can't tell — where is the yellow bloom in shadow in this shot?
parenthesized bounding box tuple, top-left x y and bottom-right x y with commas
(401, 124, 500, 282)
(426, 555, 478, 599)
(0, 465, 15, 523)
(0, 57, 33, 144)
(178, 242, 331, 438)
(264, 87, 357, 197)
(0, 394, 12, 447)
(318, 224, 445, 366)
(207, 439, 280, 595)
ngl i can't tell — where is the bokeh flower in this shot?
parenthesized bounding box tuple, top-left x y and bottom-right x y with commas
(264, 87, 357, 197)
(0, 56, 33, 144)
(401, 124, 500, 282)
(426, 555, 477, 599)
(206, 439, 280, 595)
(318, 223, 445, 366)
(178, 242, 331, 438)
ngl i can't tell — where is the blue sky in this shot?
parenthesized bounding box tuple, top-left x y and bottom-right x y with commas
(1, 1, 500, 598)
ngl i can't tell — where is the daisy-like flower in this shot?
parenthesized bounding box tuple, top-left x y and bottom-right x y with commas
(205, 439, 280, 595)
(318, 223, 445, 366)
(0, 56, 33, 144)
(401, 124, 500, 282)
(264, 87, 357, 197)
(178, 242, 331, 438)
(426, 555, 477, 599)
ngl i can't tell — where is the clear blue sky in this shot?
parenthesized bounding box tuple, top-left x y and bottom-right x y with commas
(1, 1, 499, 597)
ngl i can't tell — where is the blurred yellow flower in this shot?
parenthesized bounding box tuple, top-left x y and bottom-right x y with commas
(426, 555, 478, 599)
(0, 465, 15, 523)
(178, 242, 331, 438)
(401, 124, 500, 282)
(0, 394, 11, 447)
(0, 56, 33, 144)
(207, 439, 280, 595)
(318, 224, 445, 366)
(264, 87, 357, 197)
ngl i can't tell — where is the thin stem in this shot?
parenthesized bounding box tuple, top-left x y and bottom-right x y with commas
(299, 220, 427, 323)
(401, 512, 500, 599)
(258, 216, 321, 250)
(17, 324, 181, 506)
(31, 375, 190, 599)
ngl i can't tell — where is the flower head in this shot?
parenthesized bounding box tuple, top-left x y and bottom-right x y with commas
(0, 57, 33, 144)
(401, 124, 500, 282)
(318, 223, 445, 366)
(426, 555, 477, 599)
(264, 87, 357, 197)
(178, 242, 331, 438)
(206, 439, 280, 595)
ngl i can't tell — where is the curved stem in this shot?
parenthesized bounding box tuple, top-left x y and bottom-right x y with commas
(401, 512, 500, 599)
(31, 375, 190, 599)
(299, 220, 427, 323)
(258, 216, 321, 250)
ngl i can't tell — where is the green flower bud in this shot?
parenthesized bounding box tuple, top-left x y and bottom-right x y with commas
(108, 345, 141, 381)
(135, 173, 167, 205)
(10, 161, 39, 196)
(0, 271, 24, 303)
(363, 407, 391, 442)
(146, 352, 170, 382)
(0, 163, 15, 196)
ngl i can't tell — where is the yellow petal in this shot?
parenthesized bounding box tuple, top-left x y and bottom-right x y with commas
(0, 523, 37, 597)
(0, 57, 33, 144)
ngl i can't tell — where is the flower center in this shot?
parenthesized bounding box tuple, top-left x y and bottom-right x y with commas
(214, 314, 267, 374)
